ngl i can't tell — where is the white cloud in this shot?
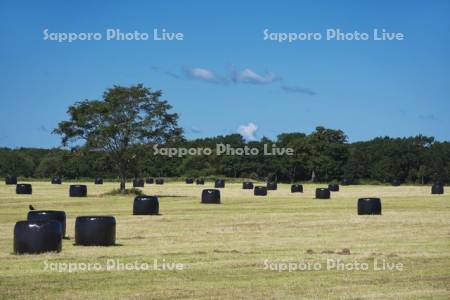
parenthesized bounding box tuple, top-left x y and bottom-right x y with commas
(183, 67, 224, 83)
(232, 68, 278, 84)
(237, 122, 258, 141)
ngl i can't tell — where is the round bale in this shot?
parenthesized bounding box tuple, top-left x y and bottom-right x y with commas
(94, 177, 103, 185)
(242, 182, 254, 189)
(267, 182, 277, 190)
(341, 178, 353, 185)
(431, 184, 444, 194)
(196, 178, 205, 185)
(133, 178, 144, 187)
(155, 178, 164, 185)
(14, 220, 62, 254)
(315, 188, 330, 199)
(357, 198, 382, 215)
(201, 189, 221, 204)
(69, 185, 87, 197)
(51, 177, 62, 184)
(254, 186, 268, 196)
(16, 183, 32, 195)
(133, 196, 159, 215)
(146, 177, 154, 184)
(391, 179, 401, 186)
(5, 175, 17, 185)
(328, 183, 340, 192)
(291, 184, 303, 193)
(27, 210, 67, 237)
(215, 179, 225, 188)
(75, 216, 116, 246)
(185, 178, 194, 184)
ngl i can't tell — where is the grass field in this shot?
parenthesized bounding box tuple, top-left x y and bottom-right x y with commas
(0, 181, 449, 299)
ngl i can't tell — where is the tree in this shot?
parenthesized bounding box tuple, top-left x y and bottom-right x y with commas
(54, 84, 183, 192)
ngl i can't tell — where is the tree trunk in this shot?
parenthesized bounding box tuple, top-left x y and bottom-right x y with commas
(120, 176, 126, 193)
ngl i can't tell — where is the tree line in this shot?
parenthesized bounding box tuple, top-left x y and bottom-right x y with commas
(1, 126, 449, 184)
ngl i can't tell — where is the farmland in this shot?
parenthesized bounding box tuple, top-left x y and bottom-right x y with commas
(0, 182, 449, 299)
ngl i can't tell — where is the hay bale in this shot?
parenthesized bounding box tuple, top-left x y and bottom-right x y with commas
(5, 175, 17, 185)
(391, 179, 401, 186)
(196, 178, 205, 185)
(75, 216, 116, 246)
(254, 186, 267, 196)
(215, 179, 225, 188)
(51, 177, 62, 184)
(133, 196, 159, 215)
(133, 178, 144, 187)
(94, 178, 103, 185)
(341, 178, 353, 185)
(315, 188, 330, 199)
(328, 183, 340, 192)
(145, 177, 154, 184)
(155, 178, 164, 185)
(431, 184, 444, 194)
(185, 178, 194, 184)
(202, 189, 220, 204)
(16, 184, 32, 195)
(14, 220, 62, 254)
(291, 184, 303, 193)
(267, 182, 277, 190)
(201, 189, 221, 204)
(242, 182, 254, 189)
(358, 198, 382, 215)
(27, 210, 67, 237)
(69, 185, 87, 197)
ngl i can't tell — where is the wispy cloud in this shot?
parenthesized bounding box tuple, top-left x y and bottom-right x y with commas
(189, 126, 202, 134)
(182, 67, 224, 83)
(237, 122, 258, 141)
(281, 85, 316, 96)
(232, 68, 279, 85)
(419, 114, 437, 121)
(151, 65, 316, 94)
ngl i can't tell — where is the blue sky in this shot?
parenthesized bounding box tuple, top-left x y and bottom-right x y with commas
(0, 0, 449, 148)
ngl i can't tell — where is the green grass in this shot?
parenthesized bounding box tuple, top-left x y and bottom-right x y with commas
(0, 181, 449, 299)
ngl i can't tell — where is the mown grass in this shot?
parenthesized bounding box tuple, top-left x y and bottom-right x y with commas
(0, 181, 449, 299)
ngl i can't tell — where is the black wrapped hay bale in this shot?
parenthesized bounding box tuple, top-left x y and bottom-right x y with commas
(69, 185, 87, 197)
(28, 210, 67, 237)
(94, 177, 103, 184)
(51, 177, 62, 184)
(5, 175, 17, 185)
(16, 183, 32, 195)
(75, 216, 116, 246)
(196, 178, 205, 185)
(185, 178, 194, 184)
(267, 182, 277, 190)
(146, 177, 154, 184)
(215, 179, 225, 188)
(315, 188, 330, 199)
(254, 186, 267, 196)
(242, 182, 254, 189)
(328, 183, 340, 192)
(341, 178, 353, 185)
(391, 179, 401, 186)
(14, 220, 62, 254)
(133, 196, 159, 215)
(201, 189, 221, 204)
(357, 198, 382, 215)
(156, 178, 164, 185)
(133, 178, 144, 187)
(291, 184, 303, 193)
(431, 184, 444, 195)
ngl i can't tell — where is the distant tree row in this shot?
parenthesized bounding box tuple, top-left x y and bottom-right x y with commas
(1, 126, 449, 184)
